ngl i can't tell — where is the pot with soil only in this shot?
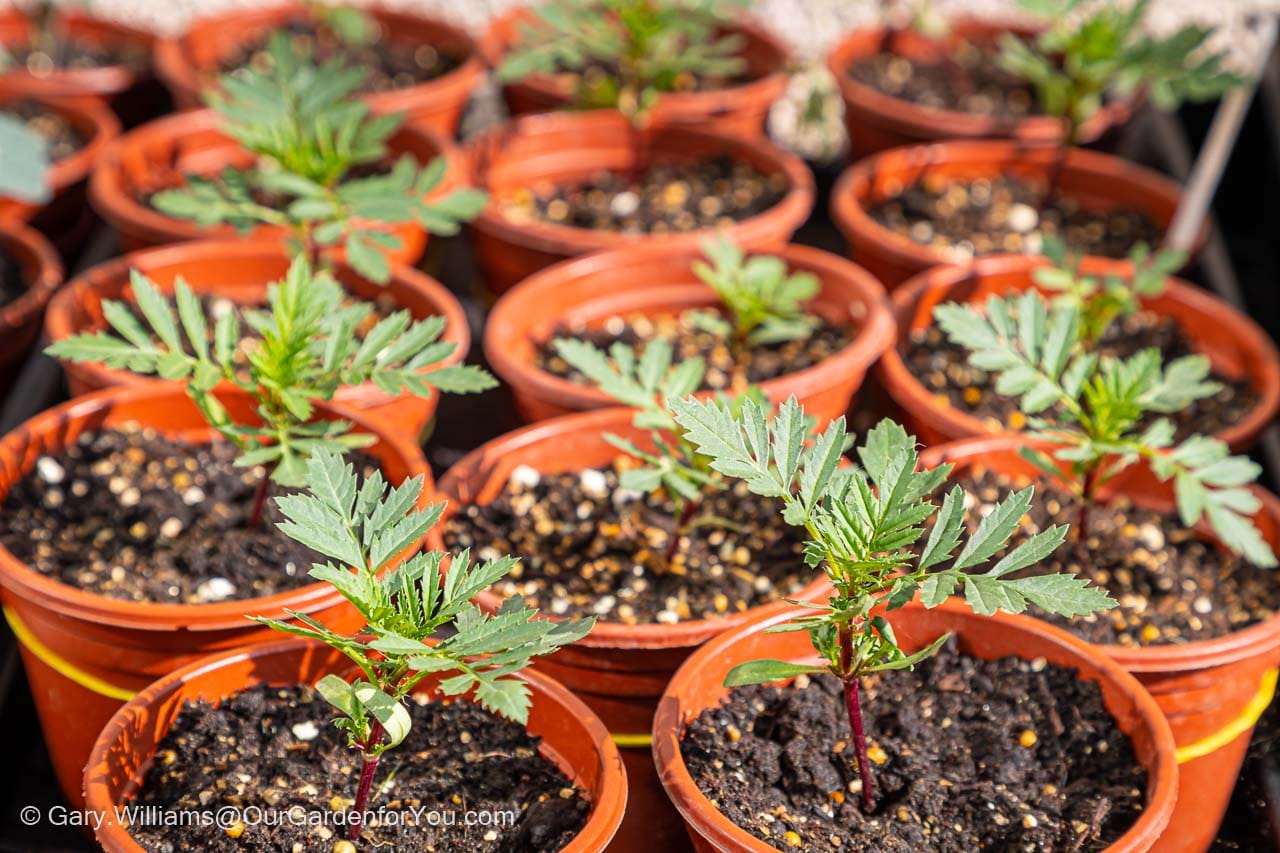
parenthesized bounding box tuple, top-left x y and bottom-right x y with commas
(0, 384, 432, 809)
(830, 140, 1197, 290)
(877, 254, 1280, 451)
(0, 221, 62, 397)
(43, 239, 471, 441)
(827, 20, 1133, 159)
(479, 7, 789, 138)
(88, 108, 466, 262)
(85, 638, 627, 852)
(438, 408, 835, 852)
(466, 110, 815, 297)
(153, 2, 483, 137)
(919, 436, 1280, 852)
(484, 241, 895, 425)
(654, 601, 1178, 852)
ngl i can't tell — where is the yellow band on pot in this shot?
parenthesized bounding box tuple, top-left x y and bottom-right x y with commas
(1175, 667, 1278, 765)
(611, 733, 653, 748)
(1, 606, 137, 702)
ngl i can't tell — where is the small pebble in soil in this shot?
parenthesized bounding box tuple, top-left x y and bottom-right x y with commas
(869, 174, 1163, 261)
(0, 425, 382, 604)
(502, 157, 789, 234)
(682, 642, 1145, 851)
(443, 461, 811, 624)
(129, 683, 589, 852)
(536, 309, 853, 394)
(1, 100, 85, 161)
(904, 311, 1259, 441)
(936, 470, 1280, 646)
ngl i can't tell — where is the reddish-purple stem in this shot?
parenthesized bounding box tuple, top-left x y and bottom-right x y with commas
(838, 625, 875, 813)
(246, 475, 271, 530)
(348, 718, 385, 842)
(665, 501, 699, 563)
(1077, 465, 1098, 541)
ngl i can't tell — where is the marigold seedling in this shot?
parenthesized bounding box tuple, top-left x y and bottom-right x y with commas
(47, 255, 496, 520)
(934, 290, 1276, 567)
(671, 395, 1114, 811)
(497, 0, 750, 122)
(0, 112, 51, 204)
(254, 449, 594, 841)
(152, 32, 487, 283)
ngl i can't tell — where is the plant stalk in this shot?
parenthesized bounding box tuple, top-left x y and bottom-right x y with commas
(1077, 465, 1098, 541)
(348, 718, 385, 841)
(838, 624, 875, 813)
(246, 475, 271, 530)
(665, 500, 699, 563)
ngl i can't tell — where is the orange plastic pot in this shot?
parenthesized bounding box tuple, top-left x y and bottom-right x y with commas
(654, 599, 1179, 852)
(88, 108, 465, 262)
(830, 140, 1196, 290)
(0, 8, 154, 101)
(479, 7, 789, 139)
(485, 241, 894, 425)
(0, 220, 62, 396)
(467, 111, 815, 297)
(438, 408, 833, 852)
(0, 85, 120, 232)
(86, 638, 626, 852)
(43, 239, 470, 441)
(920, 436, 1280, 853)
(0, 384, 432, 810)
(827, 20, 1133, 160)
(154, 3, 483, 137)
(877, 254, 1280, 452)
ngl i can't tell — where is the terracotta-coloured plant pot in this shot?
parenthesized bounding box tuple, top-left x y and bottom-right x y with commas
(877, 254, 1280, 452)
(86, 637, 627, 852)
(827, 20, 1134, 160)
(0, 384, 432, 810)
(484, 241, 894, 426)
(830, 140, 1196, 290)
(467, 111, 816, 298)
(479, 7, 789, 139)
(88, 108, 466, 263)
(0, 85, 120, 235)
(153, 3, 483, 138)
(438, 407, 833, 852)
(654, 599, 1179, 852)
(0, 8, 154, 101)
(43, 239, 470, 442)
(920, 435, 1280, 853)
(0, 220, 62, 396)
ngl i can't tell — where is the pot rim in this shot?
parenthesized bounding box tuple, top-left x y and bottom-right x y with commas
(829, 140, 1202, 281)
(466, 110, 816, 257)
(483, 241, 895, 414)
(0, 8, 154, 98)
(84, 637, 628, 853)
(0, 219, 63, 338)
(653, 599, 1179, 853)
(877, 253, 1280, 452)
(42, 238, 471, 410)
(0, 383, 432, 632)
(437, 406, 835, 650)
(919, 433, 1280, 673)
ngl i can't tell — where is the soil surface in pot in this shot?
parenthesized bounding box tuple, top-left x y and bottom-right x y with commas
(212, 18, 461, 92)
(1, 99, 84, 161)
(130, 682, 589, 852)
(868, 175, 1162, 260)
(1, 30, 146, 73)
(501, 158, 790, 234)
(940, 470, 1280, 647)
(905, 311, 1259, 440)
(848, 39, 1039, 120)
(535, 310, 853, 393)
(682, 641, 1144, 852)
(0, 247, 24, 309)
(443, 463, 810, 624)
(0, 425, 383, 604)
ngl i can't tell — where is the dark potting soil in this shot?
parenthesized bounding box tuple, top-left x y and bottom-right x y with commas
(442, 462, 811, 624)
(0, 247, 24, 309)
(681, 641, 1145, 852)
(868, 174, 1163, 261)
(943, 470, 1280, 647)
(848, 41, 1039, 120)
(1, 99, 84, 161)
(1, 31, 146, 74)
(502, 157, 790, 234)
(130, 683, 589, 853)
(535, 310, 853, 394)
(0, 425, 383, 604)
(905, 311, 1259, 441)
(215, 18, 461, 92)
